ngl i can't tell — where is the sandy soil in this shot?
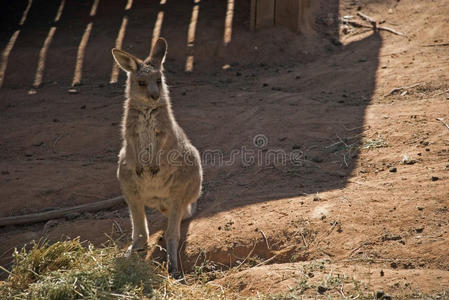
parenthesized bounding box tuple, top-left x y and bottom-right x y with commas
(0, 0, 448, 298)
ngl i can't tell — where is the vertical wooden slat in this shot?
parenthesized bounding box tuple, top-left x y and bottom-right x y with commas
(250, 0, 257, 31)
(256, 0, 275, 29)
(276, 0, 299, 32)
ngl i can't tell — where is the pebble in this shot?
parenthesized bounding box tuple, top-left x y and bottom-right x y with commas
(68, 88, 79, 94)
(431, 176, 439, 181)
(389, 167, 397, 172)
(317, 286, 328, 294)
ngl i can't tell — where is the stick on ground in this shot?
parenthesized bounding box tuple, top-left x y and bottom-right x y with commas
(0, 196, 125, 227)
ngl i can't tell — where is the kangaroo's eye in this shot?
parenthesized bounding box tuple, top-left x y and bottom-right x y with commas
(138, 80, 146, 86)
(156, 78, 162, 85)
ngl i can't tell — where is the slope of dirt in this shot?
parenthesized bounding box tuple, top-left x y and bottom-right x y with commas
(1, 0, 448, 298)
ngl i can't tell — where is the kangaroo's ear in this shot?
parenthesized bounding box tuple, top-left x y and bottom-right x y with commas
(112, 48, 139, 72)
(147, 38, 167, 68)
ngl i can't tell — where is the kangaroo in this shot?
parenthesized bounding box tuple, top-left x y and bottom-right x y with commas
(111, 38, 202, 276)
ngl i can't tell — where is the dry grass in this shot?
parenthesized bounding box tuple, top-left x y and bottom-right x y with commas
(0, 238, 228, 299)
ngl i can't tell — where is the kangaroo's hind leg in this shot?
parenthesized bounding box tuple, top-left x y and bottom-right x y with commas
(126, 196, 149, 253)
(165, 203, 187, 276)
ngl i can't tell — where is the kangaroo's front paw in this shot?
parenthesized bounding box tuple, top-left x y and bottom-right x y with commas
(135, 165, 144, 177)
(149, 165, 160, 176)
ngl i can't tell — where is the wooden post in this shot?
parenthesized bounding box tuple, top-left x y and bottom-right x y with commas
(250, 0, 312, 33)
(275, 0, 311, 33)
(250, 0, 275, 31)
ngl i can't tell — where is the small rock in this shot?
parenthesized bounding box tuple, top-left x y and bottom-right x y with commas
(415, 227, 424, 233)
(383, 295, 392, 300)
(376, 290, 385, 298)
(1, 170, 10, 175)
(24, 152, 33, 157)
(295, 75, 301, 79)
(417, 206, 424, 211)
(380, 270, 384, 277)
(262, 83, 269, 87)
(32, 141, 44, 147)
(389, 167, 397, 172)
(292, 144, 301, 150)
(390, 261, 398, 269)
(431, 176, 439, 181)
(52, 118, 59, 122)
(80, 105, 86, 109)
(235, 71, 242, 76)
(68, 88, 79, 94)
(28, 89, 37, 95)
(402, 154, 416, 165)
(317, 285, 328, 294)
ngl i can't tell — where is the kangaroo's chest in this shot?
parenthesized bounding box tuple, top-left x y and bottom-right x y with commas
(134, 112, 160, 152)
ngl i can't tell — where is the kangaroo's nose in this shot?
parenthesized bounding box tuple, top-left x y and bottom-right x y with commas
(150, 92, 159, 100)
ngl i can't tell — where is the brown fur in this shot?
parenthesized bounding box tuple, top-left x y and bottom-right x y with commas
(112, 38, 202, 276)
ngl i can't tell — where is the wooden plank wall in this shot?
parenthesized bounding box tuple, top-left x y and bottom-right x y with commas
(251, 0, 311, 33)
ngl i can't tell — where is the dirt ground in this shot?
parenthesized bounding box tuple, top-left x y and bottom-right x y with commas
(1, 0, 448, 298)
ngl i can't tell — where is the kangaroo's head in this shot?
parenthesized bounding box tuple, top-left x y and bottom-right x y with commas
(112, 38, 168, 104)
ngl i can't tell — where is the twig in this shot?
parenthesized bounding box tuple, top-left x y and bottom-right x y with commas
(345, 20, 404, 36)
(436, 118, 449, 130)
(342, 154, 349, 168)
(0, 196, 125, 227)
(260, 230, 270, 249)
(254, 253, 279, 268)
(113, 220, 123, 234)
(300, 232, 308, 248)
(423, 43, 449, 47)
(357, 12, 377, 28)
(349, 241, 371, 257)
(345, 20, 372, 29)
(236, 242, 257, 269)
(378, 26, 405, 36)
(52, 133, 69, 153)
(0, 264, 13, 276)
(384, 83, 421, 97)
(434, 90, 449, 96)
(339, 285, 346, 298)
